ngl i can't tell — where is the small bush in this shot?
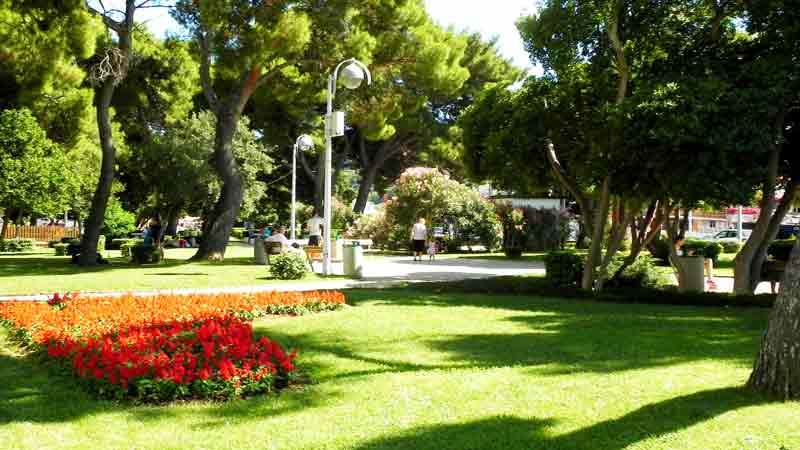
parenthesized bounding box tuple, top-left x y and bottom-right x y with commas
(768, 239, 797, 261)
(269, 253, 308, 280)
(648, 237, 671, 262)
(682, 239, 722, 263)
(110, 238, 136, 250)
(54, 243, 68, 256)
(606, 255, 668, 289)
(47, 240, 59, 248)
(121, 239, 143, 258)
(231, 227, 247, 239)
(131, 243, 162, 264)
(544, 251, 584, 287)
(0, 238, 35, 252)
(720, 241, 742, 254)
(60, 236, 77, 244)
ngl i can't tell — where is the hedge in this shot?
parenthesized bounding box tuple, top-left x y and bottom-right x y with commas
(0, 239, 35, 252)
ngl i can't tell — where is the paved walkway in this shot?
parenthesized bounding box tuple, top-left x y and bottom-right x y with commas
(0, 256, 546, 302)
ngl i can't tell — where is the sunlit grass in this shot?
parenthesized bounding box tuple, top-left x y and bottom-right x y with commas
(1, 288, 796, 449)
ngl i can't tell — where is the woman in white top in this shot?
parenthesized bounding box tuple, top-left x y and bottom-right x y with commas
(410, 218, 427, 262)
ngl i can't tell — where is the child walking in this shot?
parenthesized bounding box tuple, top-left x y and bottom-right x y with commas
(427, 240, 437, 261)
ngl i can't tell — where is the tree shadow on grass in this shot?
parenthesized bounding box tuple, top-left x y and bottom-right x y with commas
(0, 351, 113, 425)
(271, 289, 767, 378)
(352, 387, 772, 450)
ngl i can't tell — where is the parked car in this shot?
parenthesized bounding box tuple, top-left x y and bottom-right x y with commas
(777, 224, 800, 240)
(710, 229, 751, 243)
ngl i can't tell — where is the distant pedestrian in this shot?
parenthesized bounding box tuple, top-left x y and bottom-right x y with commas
(307, 214, 324, 246)
(410, 218, 427, 262)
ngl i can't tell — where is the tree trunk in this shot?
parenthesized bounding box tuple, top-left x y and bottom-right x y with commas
(165, 206, 179, 237)
(576, 221, 588, 249)
(734, 124, 783, 294)
(79, 79, 117, 265)
(582, 176, 611, 290)
(192, 107, 244, 260)
(354, 163, 380, 214)
(748, 239, 800, 400)
(0, 215, 7, 240)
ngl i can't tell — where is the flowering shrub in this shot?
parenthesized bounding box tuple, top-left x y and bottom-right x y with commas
(383, 167, 500, 251)
(0, 290, 345, 402)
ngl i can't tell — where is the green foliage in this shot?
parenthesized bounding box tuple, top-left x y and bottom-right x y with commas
(119, 112, 273, 223)
(0, 108, 74, 217)
(269, 253, 308, 280)
(495, 203, 527, 257)
(0, 238, 34, 252)
(607, 256, 668, 289)
(131, 244, 162, 265)
(767, 239, 797, 262)
(47, 240, 59, 248)
(120, 239, 143, 258)
(649, 237, 671, 263)
(544, 251, 584, 287)
(231, 228, 247, 240)
(53, 243, 68, 256)
(101, 199, 137, 241)
(720, 241, 743, 254)
(682, 239, 723, 264)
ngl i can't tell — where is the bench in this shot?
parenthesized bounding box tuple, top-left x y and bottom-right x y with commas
(263, 241, 287, 264)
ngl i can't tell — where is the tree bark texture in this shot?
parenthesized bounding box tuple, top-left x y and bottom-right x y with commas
(582, 176, 611, 290)
(748, 239, 800, 400)
(79, 79, 117, 265)
(192, 107, 244, 260)
(735, 113, 788, 293)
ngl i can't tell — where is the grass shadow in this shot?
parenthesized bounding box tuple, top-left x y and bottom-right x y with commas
(351, 387, 772, 450)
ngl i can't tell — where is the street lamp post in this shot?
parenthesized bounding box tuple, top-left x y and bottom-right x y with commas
(323, 58, 371, 276)
(291, 134, 314, 242)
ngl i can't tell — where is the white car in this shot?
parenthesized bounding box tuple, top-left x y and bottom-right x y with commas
(710, 229, 750, 243)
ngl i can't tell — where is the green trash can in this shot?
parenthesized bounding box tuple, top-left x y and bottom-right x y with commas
(254, 238, 267, 265)
(678, 256, 705, 293)
(343, 241, 364, 278)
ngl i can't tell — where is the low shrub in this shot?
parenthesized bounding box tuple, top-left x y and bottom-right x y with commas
(544, 251, 584, 287)
(0, 238, 35, 252)
(767, 239, 796, 261)
(269, 253, 308, 280)
(54, 243, 68, 256)
(231, 227, 247, 239)
(47, 240, 59, 248)
(418, 276, 775, 308)
(60, 237, 78, 244)
(648, 237, 671, 263)
(720, 241, 742, 254)
(131, 243, 162, 264)
(606, 255, 668, 289)
(121, 239, 142, 258)
(684, 239, 723, 263)
(109, 238, 136, 250)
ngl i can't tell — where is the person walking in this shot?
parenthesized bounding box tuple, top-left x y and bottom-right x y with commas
(307, 214, 324, 246)
(410, 218, 427, 262)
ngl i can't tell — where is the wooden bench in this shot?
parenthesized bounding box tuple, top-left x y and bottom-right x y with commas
(304, 246, 323, 268)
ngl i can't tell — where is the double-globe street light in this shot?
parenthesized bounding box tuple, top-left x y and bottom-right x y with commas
(291, 134, 315, 242)
(323, 58, 371, 276)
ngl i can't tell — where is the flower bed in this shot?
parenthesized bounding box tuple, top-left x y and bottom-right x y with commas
(0, 291, 345, 402)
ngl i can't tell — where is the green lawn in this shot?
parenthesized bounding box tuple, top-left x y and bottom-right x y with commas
(1, 288, 797, 449)
(0, 242, 322, 296)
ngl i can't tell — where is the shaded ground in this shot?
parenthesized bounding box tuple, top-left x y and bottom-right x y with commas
(0, 288, 797, 449)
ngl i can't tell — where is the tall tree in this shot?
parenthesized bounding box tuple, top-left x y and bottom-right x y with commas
(79, 0, 143, 265)
(173, 0, 314, 260)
